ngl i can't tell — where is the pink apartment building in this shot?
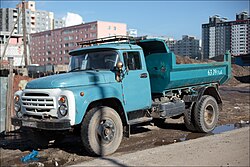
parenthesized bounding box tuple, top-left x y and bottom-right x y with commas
(30, 21, 127, 65)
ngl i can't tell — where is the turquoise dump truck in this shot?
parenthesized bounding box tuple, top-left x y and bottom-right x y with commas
(12, 36, 231, 156)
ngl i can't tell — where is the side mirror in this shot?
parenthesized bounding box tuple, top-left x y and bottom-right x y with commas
(116, 61, 123, 71)
(115, 61, 123, 82)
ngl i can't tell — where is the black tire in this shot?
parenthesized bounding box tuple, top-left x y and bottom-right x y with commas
(184, 102, 197, 132)
(152, 118, 166, 127)
(194, 95, 219, 133)
(81, 106, 123, 156)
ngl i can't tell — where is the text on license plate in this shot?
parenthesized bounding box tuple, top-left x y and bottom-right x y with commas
(22, 121, 37, 128)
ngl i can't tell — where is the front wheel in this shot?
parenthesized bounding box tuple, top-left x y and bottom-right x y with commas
(81, 106, 123, 156)
(194, 95, 219, 133)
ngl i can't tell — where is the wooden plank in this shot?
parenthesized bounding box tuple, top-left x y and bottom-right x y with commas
(6, 60, 14, 132)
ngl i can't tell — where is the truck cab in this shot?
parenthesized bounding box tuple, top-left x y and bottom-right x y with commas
(12, 36, 231, 156)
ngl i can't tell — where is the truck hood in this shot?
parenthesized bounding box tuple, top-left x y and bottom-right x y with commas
(26, 71, 116, 89)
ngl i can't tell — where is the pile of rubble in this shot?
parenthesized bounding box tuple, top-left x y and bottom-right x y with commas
(176, 55, 249, 86)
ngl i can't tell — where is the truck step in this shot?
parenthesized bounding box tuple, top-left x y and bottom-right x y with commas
(128, 117, 153, 125)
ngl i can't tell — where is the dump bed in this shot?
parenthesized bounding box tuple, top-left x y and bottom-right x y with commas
(137, 39, 231, 94)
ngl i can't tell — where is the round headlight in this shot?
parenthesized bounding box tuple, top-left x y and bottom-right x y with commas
(14, 95, 20, 103)
(59, 104, 68, 116)
(14, 104, 21, 112)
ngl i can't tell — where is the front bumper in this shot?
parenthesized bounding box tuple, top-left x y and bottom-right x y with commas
(11, 116, 71, 130)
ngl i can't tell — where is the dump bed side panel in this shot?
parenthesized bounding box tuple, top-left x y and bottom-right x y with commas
(145, 52, 231, 94)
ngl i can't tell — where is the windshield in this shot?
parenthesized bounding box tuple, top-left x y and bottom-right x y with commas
(69, 50, 118, 72)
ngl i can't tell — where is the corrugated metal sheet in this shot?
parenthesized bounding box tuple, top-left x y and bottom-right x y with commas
(0, 77, 8, 133)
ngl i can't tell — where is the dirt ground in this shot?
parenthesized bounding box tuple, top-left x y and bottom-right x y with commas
(1, 59, 249, 167)
(0, 84, 249, 167)
(74, 127, 250, 166)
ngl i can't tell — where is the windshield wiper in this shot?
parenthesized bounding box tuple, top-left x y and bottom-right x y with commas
(69, 67, 81, 72)
(85, 67, 98, 71)
(84, 67, 100, 72)
(69, 67, 99, 72)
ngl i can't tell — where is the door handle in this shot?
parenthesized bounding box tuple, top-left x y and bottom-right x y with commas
(140, 73, 148, 78)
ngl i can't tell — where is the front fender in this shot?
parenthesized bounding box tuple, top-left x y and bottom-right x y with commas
(68, 84, 124, 125)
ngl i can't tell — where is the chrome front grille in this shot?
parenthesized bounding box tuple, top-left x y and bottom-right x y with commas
(22, 93, 55, 112)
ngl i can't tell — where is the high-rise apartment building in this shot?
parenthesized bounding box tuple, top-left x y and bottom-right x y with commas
(202, 15, 231, 59)
(202, 11, 249, 59)
(173, 35, 201, 59)
(30, 21, 127, 65)
(0, 8, 18, 34)
(231, 12, 249, 56)
(16, 1, 65, 34)
(0, 1, 65, 35)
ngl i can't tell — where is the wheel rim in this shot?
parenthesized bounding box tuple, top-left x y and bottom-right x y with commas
(204, 104, 215, 126)
(97, 119, 116, 144)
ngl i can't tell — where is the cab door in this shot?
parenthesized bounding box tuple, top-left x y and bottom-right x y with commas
(121, 51, 152, 112)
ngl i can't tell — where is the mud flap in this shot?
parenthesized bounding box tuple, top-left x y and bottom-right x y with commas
(123, 125, 130, 138)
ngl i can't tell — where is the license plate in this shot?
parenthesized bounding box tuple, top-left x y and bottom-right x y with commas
(22, 121, 37, 128)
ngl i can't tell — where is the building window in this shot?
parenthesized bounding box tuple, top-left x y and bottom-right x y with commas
(70, 36, 74, 40)
(91, 25, 96, 30)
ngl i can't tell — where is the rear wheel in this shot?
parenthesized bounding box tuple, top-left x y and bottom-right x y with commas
(81, 106, 123, 156)
(184, 102, 197, 132)
(194, 95, 219, 133)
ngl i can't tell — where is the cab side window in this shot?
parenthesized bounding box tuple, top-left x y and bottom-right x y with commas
(124, 52, 141, 70)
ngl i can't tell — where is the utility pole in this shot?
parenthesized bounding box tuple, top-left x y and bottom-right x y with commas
(22, 0, 28, 67)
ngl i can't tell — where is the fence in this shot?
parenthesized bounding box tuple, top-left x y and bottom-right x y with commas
(0, 60, 14, 133)
(0, 77, 8, 133)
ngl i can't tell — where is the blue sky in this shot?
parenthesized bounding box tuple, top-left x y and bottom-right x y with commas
(1, 1, 249, 39)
